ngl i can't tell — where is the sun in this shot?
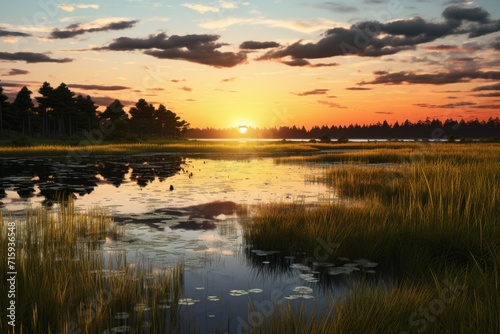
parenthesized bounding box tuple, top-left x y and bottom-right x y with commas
(238, 125, 248, 135)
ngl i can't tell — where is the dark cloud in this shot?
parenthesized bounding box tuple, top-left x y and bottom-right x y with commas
(292, 89, 329, 96)
(179, 86, 192, 91)
(442, 5, 490, 23)
(5, 68, 29, 76)
(100, 33, 247, 68)
(0, 81, 25, 88)
(472, 83, 500, 91)
(0, 52, 73, 63)
(423, 44, 459, 51)
(360, 70, 500, 85)
(471, 104, 500, 109)
(414, 101, 476, 108)
(375, 111, 394, 114)
(315, 2, 358, 13)
(221, 77, 235, 82)
(259, 5, 500, 64)
(0, 29, 31, 37)
(492, 36, 500, 51)
(473, 92, 500, 97)
(51, 20, 138, 39)
(281, 58, 339, 67)
(346, 87, 372, 90)
(239, 41, 280, 50)
(69, 84, 130, 91)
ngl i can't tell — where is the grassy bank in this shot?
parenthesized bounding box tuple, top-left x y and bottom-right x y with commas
(0, 140, 320, 157)
(0, 203, 182, 333)
(245, 143, 500, 332)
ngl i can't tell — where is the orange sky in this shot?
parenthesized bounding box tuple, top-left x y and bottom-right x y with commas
(1, 1, 499, 128)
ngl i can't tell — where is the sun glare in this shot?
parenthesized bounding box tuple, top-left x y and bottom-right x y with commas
(238, 125, 248, 135)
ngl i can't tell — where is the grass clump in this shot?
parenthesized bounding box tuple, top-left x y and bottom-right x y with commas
(245, 143, 500, 332)
(0, 202, 182, 334)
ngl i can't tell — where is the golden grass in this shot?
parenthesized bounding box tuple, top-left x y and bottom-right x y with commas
(245, 143, 500, 332)
(0, 202, 182, 333)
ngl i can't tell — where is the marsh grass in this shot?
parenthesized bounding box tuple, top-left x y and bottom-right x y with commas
(0, 202, 182, 333)
(0, 140, 319, 157)
(245, 143, 500, 332)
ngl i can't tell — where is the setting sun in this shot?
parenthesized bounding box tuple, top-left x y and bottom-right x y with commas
(238, 125, 248, 135)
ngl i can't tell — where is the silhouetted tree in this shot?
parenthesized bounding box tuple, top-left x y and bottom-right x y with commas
(52, 83, 76, 137)
(11, 86, 35, 136)
(74, 94, 98, 133)
(0, 85, 8, 139)
(129, 99, 155, 137)
(35, 82, 54, 137)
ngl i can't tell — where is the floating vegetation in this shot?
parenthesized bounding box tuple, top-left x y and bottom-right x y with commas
(285, 286, 315, 300)
(178, 298, 201, 306)
(229, 290, 249, 297)
(248, 288, 263, 293)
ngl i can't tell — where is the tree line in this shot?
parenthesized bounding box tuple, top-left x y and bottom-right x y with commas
(186, 118, 500, 140)
(0, 82, 189, 141)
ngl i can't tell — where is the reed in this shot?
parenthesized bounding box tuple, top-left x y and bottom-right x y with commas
(245, 144, 500, 332)
(0, 140, 319, 157)
(0, 202, 182, 333)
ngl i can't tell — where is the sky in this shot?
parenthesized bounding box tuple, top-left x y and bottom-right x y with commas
(0, 0, 499, 129)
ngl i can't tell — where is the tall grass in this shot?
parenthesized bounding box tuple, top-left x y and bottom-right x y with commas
(0, 140, 319, 157)
(0, 202, 182, 333)
(245, 143, 500, 332)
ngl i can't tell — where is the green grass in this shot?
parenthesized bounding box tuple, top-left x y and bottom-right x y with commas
(245, 143, 500, 333)
(0, 202, 183, 333)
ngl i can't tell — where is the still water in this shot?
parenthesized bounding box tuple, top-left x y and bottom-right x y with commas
(0, 154, 382, 333)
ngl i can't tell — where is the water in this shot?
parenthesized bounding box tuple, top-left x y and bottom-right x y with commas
(0, 154, 383, 333)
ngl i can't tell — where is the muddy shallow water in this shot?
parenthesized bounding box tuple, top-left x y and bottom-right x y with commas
(0, 154, 385, 333)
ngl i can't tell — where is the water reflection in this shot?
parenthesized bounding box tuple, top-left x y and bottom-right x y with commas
(0, 155, 184, 207)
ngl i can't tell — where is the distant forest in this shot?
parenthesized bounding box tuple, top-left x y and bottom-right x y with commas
(0, 82, 189, 141)
(1, 83, 499, 142)
(187, 118, 500, 141)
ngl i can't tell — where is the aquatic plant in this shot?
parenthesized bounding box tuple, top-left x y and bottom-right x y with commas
(0, 202, 183, 333)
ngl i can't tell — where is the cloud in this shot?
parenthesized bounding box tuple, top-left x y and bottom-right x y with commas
(470, 104, 500, 109)
(221, 77, 235, 82)
(179, 86, 193, 91)
(199, 17, 343, 33)
(346, 87, 372, 90)
(473, 92, 500, 97)
(293, 89, 329, 96)
(5, 68, 29, 76)
(315, 2, 358, 13)
(472, 83, 500, 91)
(317, 100, 346, 108)
(442, 5, 490, 23)
(422, 44, 460, 51)
(99, 33, 247, 68)
(491, 36, 500, 51)
(359, 70, 500, 85)
(414, 101, 477, 108)
(240, 41, 280, 50)
(51, 20, 138, 39)
(58, 3, 100, 12)
(280, 58, 339, 67)
(182, 3, 219, 13)
(0, 52, 73, 63)
(0, 29, 31, 37)
(375, 111, 394, 114)
(68, 84, 130, 91)
(258, 5, 500, 64)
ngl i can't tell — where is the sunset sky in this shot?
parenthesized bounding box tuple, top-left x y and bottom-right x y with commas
(1, 0, 499, 129)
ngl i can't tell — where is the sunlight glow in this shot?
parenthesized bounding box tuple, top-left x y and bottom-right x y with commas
(238, 125, 248, 134)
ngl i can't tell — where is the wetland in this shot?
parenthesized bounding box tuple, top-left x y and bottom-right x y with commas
(1, 141, 499, 333)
